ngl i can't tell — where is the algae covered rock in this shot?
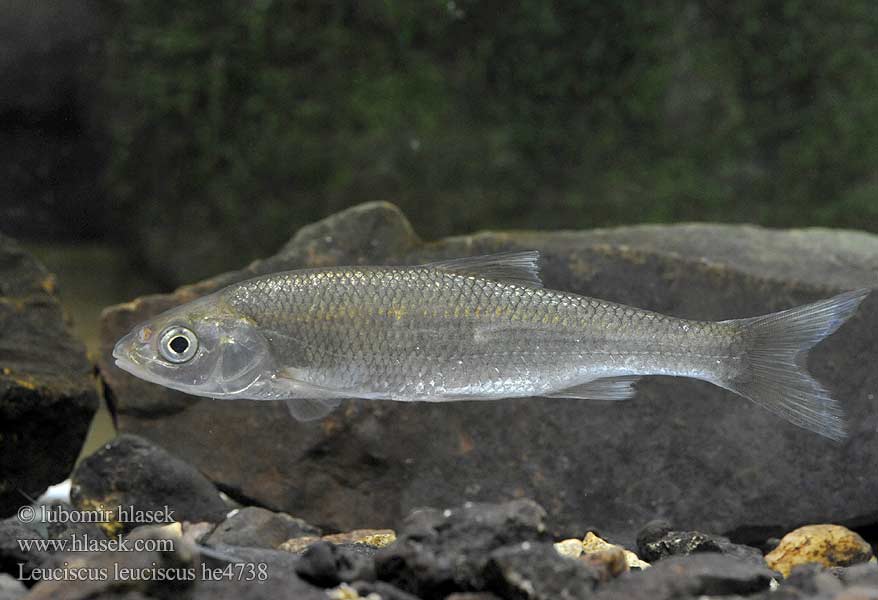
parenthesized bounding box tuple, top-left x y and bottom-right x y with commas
(98, 202, 878, 545)
(0, 234, 98, 517)
(636, 520, 763, 566)
(765, 524, 875, 577)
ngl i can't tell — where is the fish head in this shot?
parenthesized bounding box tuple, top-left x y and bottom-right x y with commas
(112, 294, 273, 398)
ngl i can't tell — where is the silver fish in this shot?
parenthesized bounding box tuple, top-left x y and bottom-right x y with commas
(113, 251, 868, 439)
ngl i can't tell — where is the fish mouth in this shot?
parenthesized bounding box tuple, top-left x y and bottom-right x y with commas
(112, 332, 156, 379)
(112, 331, 135, 361)
(113, 354, 181, 389)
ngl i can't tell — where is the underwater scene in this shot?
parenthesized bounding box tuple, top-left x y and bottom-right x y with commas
(1, 2, 877, 599)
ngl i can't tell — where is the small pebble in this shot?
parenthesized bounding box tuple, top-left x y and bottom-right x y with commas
(322, 529, 396, 548)
(554, 538, 583, 558)
(765, 524, 875, 577)
(582, 531, 650, 570)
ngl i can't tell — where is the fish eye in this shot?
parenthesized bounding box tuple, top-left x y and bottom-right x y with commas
(158, 326, 198, 363)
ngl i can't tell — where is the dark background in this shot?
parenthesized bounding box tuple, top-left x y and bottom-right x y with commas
(2, 0, 877, 289)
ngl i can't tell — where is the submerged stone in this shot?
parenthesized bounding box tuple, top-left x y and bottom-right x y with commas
(765, 524, 875, 578)
(635, 522, 764, 566)
(484, 541, 600, 599)
(70, 434, 227, 536)
(205, 506, 320, 550)
(374, 499, 552, 598)
(593, 553, 775, 599)
(294, 540, 375, 587)
(0, 234, 98, 518)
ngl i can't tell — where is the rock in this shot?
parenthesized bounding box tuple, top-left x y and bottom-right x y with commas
(635, 519, 672, 552)
(836, 589, 878, 600)
(348, 581, 424, 599)
(580, 545, 629, 582)
(25, 524, 197, 599)
(778, 563, 845, 597)
(192, 573, 328, 600)
(593, 553, 775, 599)
(322, 529, 396, 548)
(43, 502, 108, 547)
(294, 540, 375, 587)
(200, 542, 301, 573)
(635, 524, 763, 565)
(26, 523, 328, 599)
(334, 543, 382, 561)
(766, 524, 875, 577)
(554, 539, 583, 558)
(0, 516, 47, 584)
(766, 563, 878, 600)
(70, 434, 228, 536)
(180, 521, 213, 547)
(0, 573, 26, 600)
(205, 506, 320, 549)
(0, 234, 98, 518)
(78, 594, 154, 600)
(483, 541, 600, 600)
(580, 546, 629, 582)
(836, 562, 878, 588)
(374, 499, 552, 598)
(278, 536, 322, 553)
(98, 202, 878, 544)
(275, 528, 394, 557)
(445, 595, 503, 600)
(581, 532, 650, 572)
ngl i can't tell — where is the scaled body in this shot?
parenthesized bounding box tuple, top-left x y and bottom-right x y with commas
(113, 251, 868, 439)
(226, 266, 734, 399)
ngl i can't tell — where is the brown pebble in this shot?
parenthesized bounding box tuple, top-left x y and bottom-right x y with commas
(765, 524, 874, 577)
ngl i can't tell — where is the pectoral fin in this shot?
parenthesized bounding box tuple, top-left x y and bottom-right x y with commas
(276, 368, 349, 420)
(285, 398, 341, 421)
(541, 376, 641, 401)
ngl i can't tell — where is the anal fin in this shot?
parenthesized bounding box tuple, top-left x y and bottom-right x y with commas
(541, 376, 641, 401)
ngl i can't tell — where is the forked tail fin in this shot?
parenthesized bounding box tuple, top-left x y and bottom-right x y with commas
(719, 289, 869, 441)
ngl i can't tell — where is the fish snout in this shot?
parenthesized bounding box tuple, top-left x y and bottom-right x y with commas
(112, 331, 135, 360)
(113, 330, 152, 368)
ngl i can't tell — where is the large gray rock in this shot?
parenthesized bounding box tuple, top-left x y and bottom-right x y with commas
(0, 234, 98, 517)
(98, 202, 878, 545)
(593, 553, 775, 600)
(70, 434, 228, 535)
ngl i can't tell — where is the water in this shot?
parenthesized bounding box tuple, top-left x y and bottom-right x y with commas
(23, 242, 164, 459)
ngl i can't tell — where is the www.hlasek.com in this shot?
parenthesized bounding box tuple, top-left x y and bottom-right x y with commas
(19, 533, 175, 554)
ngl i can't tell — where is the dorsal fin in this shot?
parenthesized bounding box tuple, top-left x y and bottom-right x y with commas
(424, 250, 543, 288)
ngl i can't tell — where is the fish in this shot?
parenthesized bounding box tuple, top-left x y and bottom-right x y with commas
(112, 250, 869, 440)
